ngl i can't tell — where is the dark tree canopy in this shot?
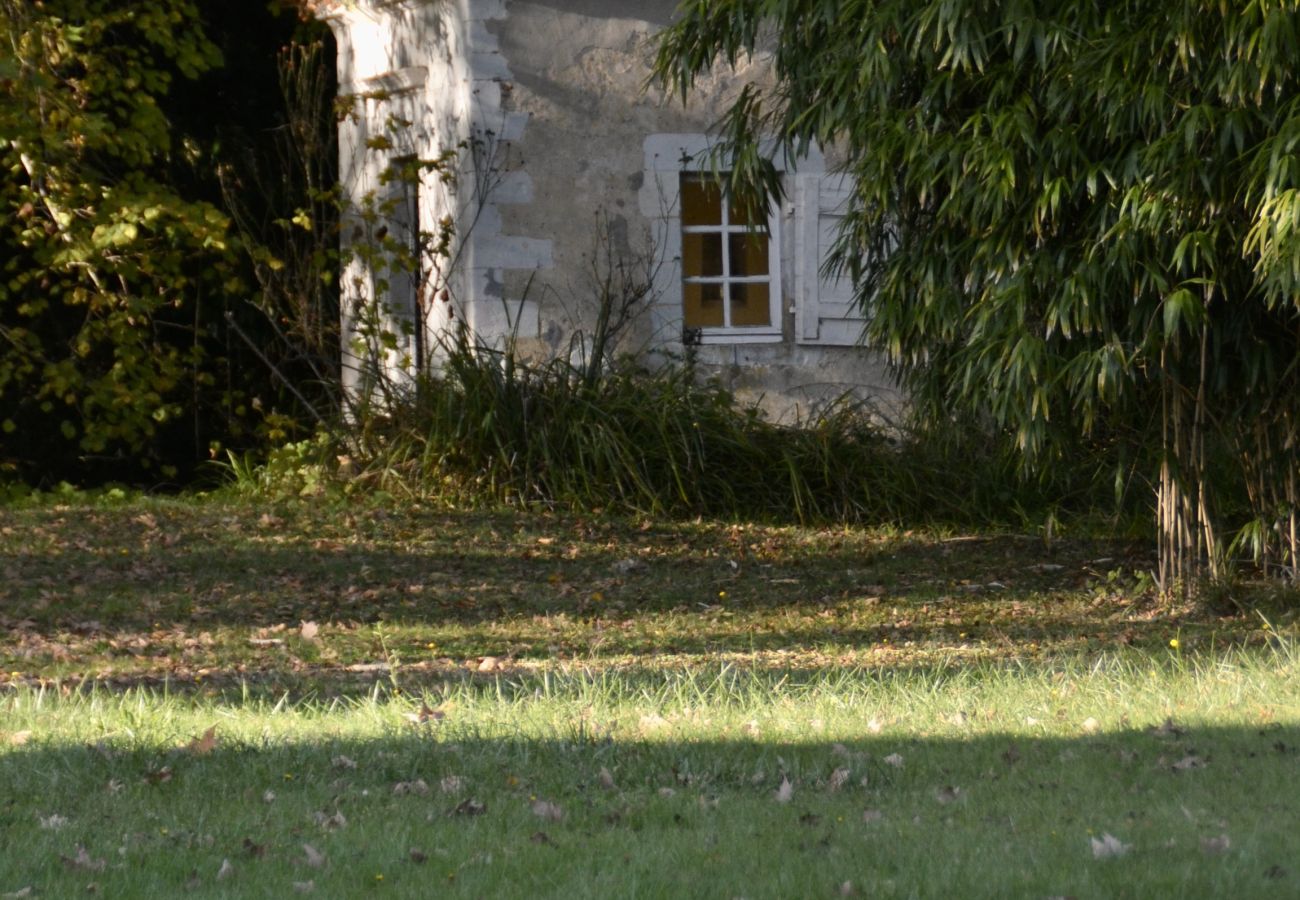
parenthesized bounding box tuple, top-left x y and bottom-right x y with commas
(656, 1, 1300, 585)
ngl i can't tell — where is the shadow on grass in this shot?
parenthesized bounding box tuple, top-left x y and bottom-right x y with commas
(1, 718, 1297, 898)
(3, 501, 1282, 686)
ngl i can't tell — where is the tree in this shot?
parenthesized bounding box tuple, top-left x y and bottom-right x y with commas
(0, 0, 232, 479)
(655, 0, 1300, 588)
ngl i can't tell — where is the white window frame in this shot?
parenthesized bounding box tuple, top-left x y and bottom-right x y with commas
(641, 135, 788, 346)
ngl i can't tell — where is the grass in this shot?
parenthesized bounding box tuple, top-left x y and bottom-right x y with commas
(2, 492, 1299, 897)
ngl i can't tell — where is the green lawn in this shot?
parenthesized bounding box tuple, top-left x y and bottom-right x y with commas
(1, 494, 1297, 897)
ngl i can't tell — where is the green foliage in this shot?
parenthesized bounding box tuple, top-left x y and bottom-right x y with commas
(654, 0, 1300, 585)
(0, 0, 236, 473)
(283, 327, 1111, 529)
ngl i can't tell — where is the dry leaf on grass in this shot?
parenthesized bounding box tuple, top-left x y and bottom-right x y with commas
(828, 768, 850, 793)
(531, 799, 564, 822)
(331, 755, 357, 770)
(774, 777, 794, 803)
(934, 785, 963, 804)
(6, 731, 31, 747)
(1082, 717, 1100, 734)
(1172, 755, 1206, 771)
(1090, 832, 1131, 859)
(293, 880, 315, 893)
(216, 859, 233, 880)
(394, 780, 429, 796)
(409, 849, 427, 864)
(38, 814, 68, 830)
(439, 775, 465, 794)
(313, 810, 347, 830)
(2, 887, 33, 898)
(299, 621, 320, 642)
(405, 702, 445, 725)
(1151, 717, 1186, 738)
(862, 809, 884, 824)
(1200, 834, 1231, 855)
(301, 844, 327, 868)
(839, 882, 856, 896)
(452, 798, 486, 816)
(61, 845, 106, 873)
(184, 726, 217, 756)
(883, 753, 904, 768)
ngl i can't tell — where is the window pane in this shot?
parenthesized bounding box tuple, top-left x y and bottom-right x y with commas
(729, 232, 769, 278)
(682, 232, 723, 278)
(729, 282, 771, 327)
(684, 281, 725, 327)
(680, 175, 722, 226)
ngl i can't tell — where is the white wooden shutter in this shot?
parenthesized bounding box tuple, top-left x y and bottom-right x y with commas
(794, 174, 868, 346)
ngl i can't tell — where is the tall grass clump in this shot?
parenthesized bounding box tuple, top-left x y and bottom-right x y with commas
(302, 329, 1123, 530)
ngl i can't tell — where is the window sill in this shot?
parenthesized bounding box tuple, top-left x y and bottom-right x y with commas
(692, 329, 783, 346)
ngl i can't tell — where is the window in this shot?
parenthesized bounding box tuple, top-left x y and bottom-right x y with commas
(678, 173, 781, 341)
(643, 135, 862, 348)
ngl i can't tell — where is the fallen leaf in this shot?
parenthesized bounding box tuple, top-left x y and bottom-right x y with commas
(597, 767, 616, 790)
(243, 838, 265, 858)
(1090, 832, 1131, 859)
(839, 882, 856, 896)
(639, 713, 668, 732)
(263, 790, 277, 803)
(883, 753, 904, 768)
(439, 775, 465, 794)
(862, 809, 884, 824)
(1151, 717, 1186, 738)
(828, 768, 850, 793)
(216, 859, 233, 880)
(7, 731, 31, 746)
(1002, 744, 1021, 765)
(61, 846, 106, 873)
(529, 831, 552, 844)
(452, 798, 486, 816)
(39, 814, 68, 830)
(1172, 755, 1206, 771)
(935, 785, 963, 804)
(184, 726, 217, 756)
(1200, 834, 1231, 855)
(1082, 717, 1100, 734)
(292, 880, 315, 893)
(867, 718, 884, 734)
(405, 702, 445, 725)
(531, 799, 564, 822)
(2, 887, 34, 898)
(477, 656, 502, 673)
(409, 849, 427, 864)
(299, 621, 320, 642)
(775, 777, 794, 803)
(330, 755, 357, 770)
(657, 787, 676, 798)
(301, 844, 327, 868)
(313, 810, 347, 830)
(394, 779, 429, 796)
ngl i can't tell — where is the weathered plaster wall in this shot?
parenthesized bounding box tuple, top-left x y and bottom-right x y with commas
(327, 0, 900, 421)
(328, 0, 470, 394)
(483, 0, 900, 421)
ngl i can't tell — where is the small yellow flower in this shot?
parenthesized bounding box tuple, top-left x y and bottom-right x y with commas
(1169, 638, 1180, 649)
(375, 874, 384, 882)
(718, 590, 727, 599)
